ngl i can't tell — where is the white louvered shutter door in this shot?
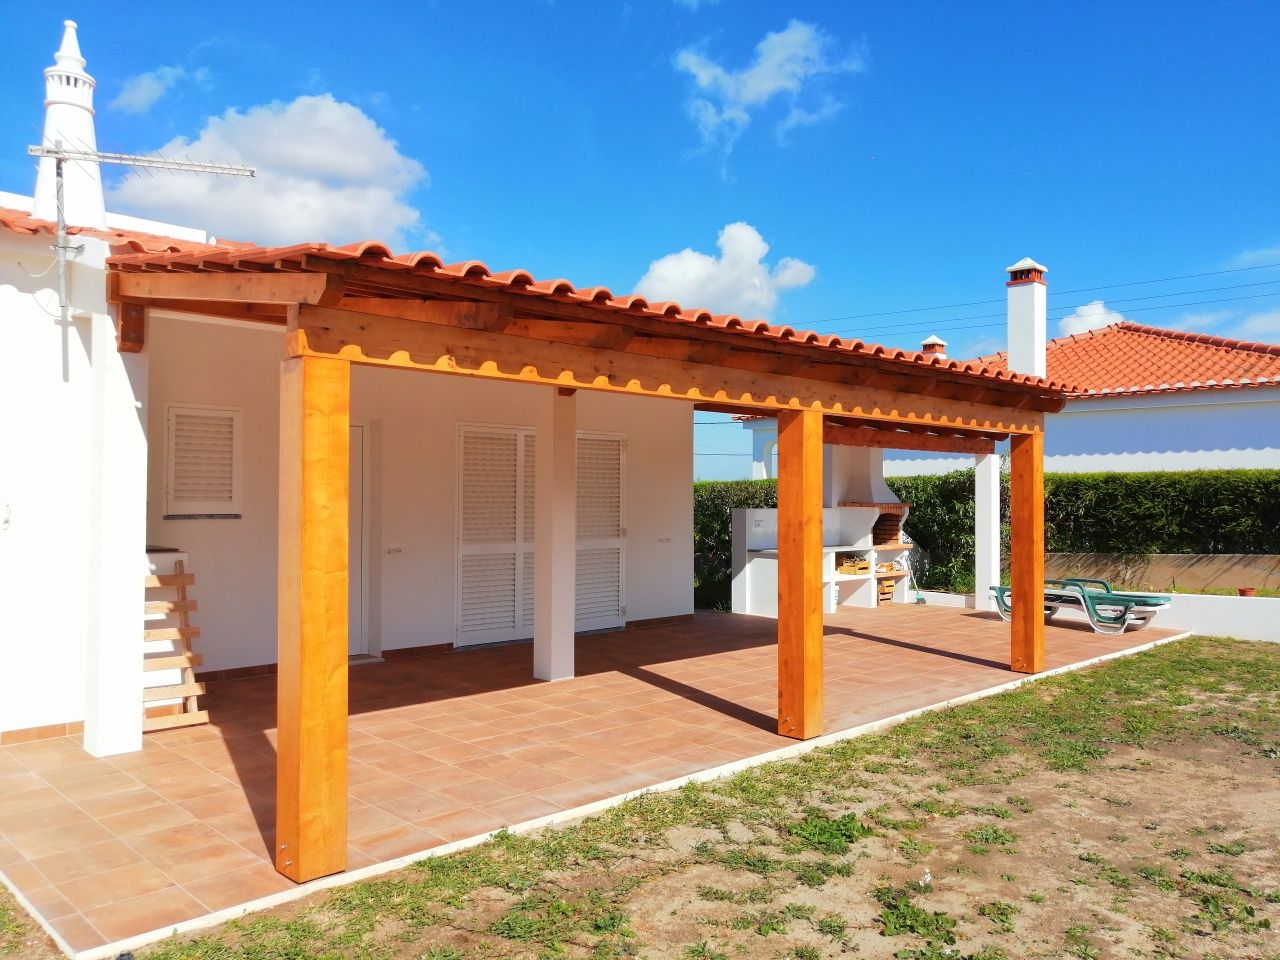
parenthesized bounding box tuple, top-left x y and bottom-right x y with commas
(518, 433, 536, 635)
(457, 428, 525, 645)
(575, 435, 625, 631)
(165, 405, 242, 517)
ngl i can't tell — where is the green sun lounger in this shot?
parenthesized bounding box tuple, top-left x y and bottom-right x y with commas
(990, 579, 1171, 635)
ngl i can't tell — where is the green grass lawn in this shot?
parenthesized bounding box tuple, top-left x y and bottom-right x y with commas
(4, 635, 1278, 959)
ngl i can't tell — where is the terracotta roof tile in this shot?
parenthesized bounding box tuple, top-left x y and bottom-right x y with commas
(0, 210, 1069, 396)
(0, 205, 245, 255)
(101, 237, 1074, 394)
(974, 322, 1280, 397)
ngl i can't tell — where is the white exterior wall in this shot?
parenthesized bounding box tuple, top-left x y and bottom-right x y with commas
(0, 234, 147, 748)
(146, 316, 694, 673)
(878, 389, 1280, 476)
(1041, 389, 1280, 472)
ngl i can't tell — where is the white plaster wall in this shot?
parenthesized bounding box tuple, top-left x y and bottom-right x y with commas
(0, 235, 91, 732)
(883, 453, 976, 476)
(146, 317, 694, 672)
(1043, 390, 1280, 472)
(878, 390, 1280, 476)
(0, 235, 147, 742)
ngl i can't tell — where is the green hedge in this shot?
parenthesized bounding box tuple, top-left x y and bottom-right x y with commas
(692, 469, 1280, 606)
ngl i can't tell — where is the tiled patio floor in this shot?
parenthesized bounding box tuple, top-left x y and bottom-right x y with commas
(0, 607, 1181, 957)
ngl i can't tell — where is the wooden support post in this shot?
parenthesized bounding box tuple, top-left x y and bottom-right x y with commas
(776, 408, 824, 739)
(1009, 430, 1045, 674)
(276, 355, 350, 883)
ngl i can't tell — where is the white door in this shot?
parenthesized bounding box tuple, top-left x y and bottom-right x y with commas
(456, 426, 535, 646)
(575, 434, 626, 632)
(349, 424, 368, 656)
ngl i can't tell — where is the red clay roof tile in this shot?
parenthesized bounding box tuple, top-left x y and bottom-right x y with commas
(975, 322, 1280, 397)
(2, 207, 1072, 394)
(0, 205, 247, 255)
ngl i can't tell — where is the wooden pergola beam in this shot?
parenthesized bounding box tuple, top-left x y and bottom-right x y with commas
(823, 422, 998, 455)
(290, 304, 1046, 435)
(113, 271, 345, 305)
(297, 260, 1063, 412)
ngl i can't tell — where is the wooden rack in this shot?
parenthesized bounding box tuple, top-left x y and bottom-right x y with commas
(142, 559, 208, 731)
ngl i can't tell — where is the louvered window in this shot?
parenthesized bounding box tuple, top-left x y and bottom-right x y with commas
(164, 404, 243, 518)
(575, 434, 625, 631)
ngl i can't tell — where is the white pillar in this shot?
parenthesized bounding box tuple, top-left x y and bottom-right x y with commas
(1005, 258, 1048, 378)
(82, 303, 147, 756)
(749, 421, 776, 480)
(534, 389, 576, 681)
(974, 452, 1001, 612)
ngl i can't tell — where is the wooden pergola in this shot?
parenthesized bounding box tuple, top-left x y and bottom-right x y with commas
(107, 243, 1067, 884)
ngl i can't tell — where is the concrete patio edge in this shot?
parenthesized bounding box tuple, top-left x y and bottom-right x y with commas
(6, 629, 1191, 960)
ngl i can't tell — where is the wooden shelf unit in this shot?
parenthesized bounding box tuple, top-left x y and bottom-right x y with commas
(142, 555, 209, 732)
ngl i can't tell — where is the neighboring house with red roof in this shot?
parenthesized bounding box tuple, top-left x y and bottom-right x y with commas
(746, 318, 1280, 478)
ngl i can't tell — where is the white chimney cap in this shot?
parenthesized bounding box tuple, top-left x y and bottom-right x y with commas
(921, 335, 948, 347)
(1005, 257, 1048, 275)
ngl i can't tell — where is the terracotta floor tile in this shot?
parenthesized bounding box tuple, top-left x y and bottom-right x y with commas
(46, 912, 107, 952)
(17, 883, 78, 921)
(438, 776, 525, 806)
(100, 799, 201, 839)
(125, 821, 229, 861)
(349, 822, 444, 861)
(184, 861, 295, 912)
(83, 885, 207, 942)
(413, 806, 506, 843)
(12, 819, 116, 860)
(32, 838, 143, 886)
(349, 776, 426, 806)
(57, 860, 178, 912)
(483, 793, 566, 826)
(153, 840, 262, 886)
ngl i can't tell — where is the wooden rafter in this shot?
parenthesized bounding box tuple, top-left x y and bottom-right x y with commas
(823, 422, 997, 455)
(289, 304, 1047, 434)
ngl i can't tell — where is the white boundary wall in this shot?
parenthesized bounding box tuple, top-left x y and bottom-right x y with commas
(918, 591, 1280, 642)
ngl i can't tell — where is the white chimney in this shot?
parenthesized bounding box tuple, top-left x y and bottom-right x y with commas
(920, 334, 948, 359)
(32, 21, 106, 229)
(1005, 257, 1048, 377)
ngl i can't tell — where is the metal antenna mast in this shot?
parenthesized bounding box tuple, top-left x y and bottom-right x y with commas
(26, 142, 255, 326)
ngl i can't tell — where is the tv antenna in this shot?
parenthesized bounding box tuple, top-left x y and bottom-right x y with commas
(27, 141, 255, 326)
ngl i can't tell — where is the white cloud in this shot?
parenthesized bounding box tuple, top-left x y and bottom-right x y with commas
(1057, 300, 1127, 336)
(110, 66, 209, 114)
(673, 0, 718, 8)
(1233, 310, 1280, 339)
(634, 222, 815, 319)
(1231, 245, 1280, 268)
(674, 20, 863, 154)
(108, 94, 430, 248)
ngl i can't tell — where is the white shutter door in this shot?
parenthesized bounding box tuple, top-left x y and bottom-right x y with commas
(457, 428, 526, 645)
(519, 433, 536, 635)
(575, 435, 625, 631)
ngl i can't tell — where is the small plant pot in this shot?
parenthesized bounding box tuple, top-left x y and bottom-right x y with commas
(1237, 587, 1257, 597)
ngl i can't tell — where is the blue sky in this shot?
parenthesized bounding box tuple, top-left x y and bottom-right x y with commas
(4, 2, 1278, 478)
